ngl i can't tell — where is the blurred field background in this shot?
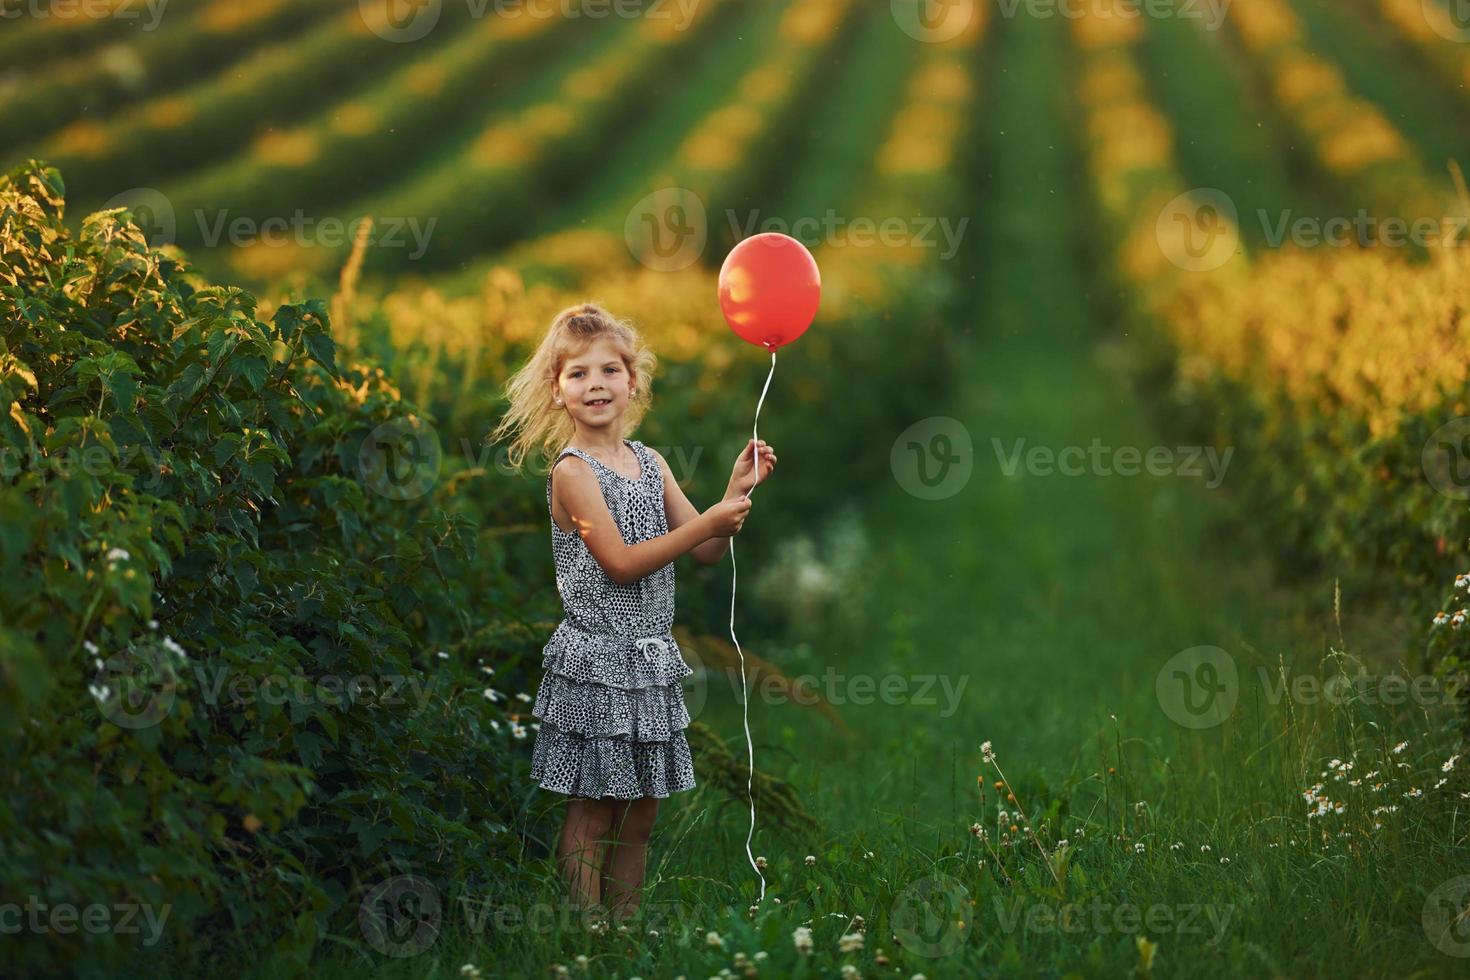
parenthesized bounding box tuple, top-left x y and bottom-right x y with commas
(6, 0, 1470, 976)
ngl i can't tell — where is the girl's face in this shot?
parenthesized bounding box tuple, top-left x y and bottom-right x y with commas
(554, 337, 635, 433)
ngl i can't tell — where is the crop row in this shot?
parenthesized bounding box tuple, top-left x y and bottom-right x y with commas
(159, 6, 583, 245)
(1373, 0, 1470, 111)
(210, 0, 754, 286)
(23, 1, 482, 204)
(0, 0, 353, 153)
(1226, 0, 1453, 228)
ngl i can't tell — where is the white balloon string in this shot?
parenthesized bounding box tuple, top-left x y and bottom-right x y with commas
(729, 346, 776, 904)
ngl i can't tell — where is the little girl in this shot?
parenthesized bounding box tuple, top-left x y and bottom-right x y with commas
(492, 302, 776, 921)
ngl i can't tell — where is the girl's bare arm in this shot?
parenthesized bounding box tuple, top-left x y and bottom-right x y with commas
(552, 455, 716, 585)
(655, 449, 732, 565)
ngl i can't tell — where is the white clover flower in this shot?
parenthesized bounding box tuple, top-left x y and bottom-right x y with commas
(805, 854, 816, 867)
(793, 926, 813, 955)
(755, 855, 767, 870)
(1134, 842, 1145, 853)
(840, 966, 860, 980)
(706, 931, 724, 949)
(106, 547, 130, 563)
(460, 965, 482, 979)
(754, 951, 768, 961)
(838, 931, 864, 952)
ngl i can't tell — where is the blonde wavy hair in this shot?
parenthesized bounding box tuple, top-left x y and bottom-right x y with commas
(491, 302, 657, 473)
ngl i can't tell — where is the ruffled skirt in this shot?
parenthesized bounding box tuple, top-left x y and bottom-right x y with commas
(530, 622, 698, 799)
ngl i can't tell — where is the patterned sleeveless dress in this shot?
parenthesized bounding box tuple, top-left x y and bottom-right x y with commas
(530, 438, 697, 799)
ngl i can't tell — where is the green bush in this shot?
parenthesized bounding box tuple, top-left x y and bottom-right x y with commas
(0, 159, 542, 975)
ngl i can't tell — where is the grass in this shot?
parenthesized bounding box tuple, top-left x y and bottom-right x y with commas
(196, 13, 1470, 980)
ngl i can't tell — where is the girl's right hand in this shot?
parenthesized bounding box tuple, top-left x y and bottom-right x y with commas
(703, 496, 752, 537)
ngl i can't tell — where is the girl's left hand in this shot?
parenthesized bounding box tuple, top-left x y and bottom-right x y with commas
(729, 438, 776, 495)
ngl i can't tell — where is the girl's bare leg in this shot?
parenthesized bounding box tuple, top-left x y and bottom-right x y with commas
(600, 796, 659, 921)
(559, 798, 617, 910)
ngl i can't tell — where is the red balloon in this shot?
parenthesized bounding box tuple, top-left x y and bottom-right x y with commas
(717, 232, 821, 350)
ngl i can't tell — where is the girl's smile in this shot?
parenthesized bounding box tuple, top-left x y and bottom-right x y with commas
(554, 337, 635, 430)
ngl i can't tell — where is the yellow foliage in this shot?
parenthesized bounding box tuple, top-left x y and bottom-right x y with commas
(252, 128, 319, 167)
